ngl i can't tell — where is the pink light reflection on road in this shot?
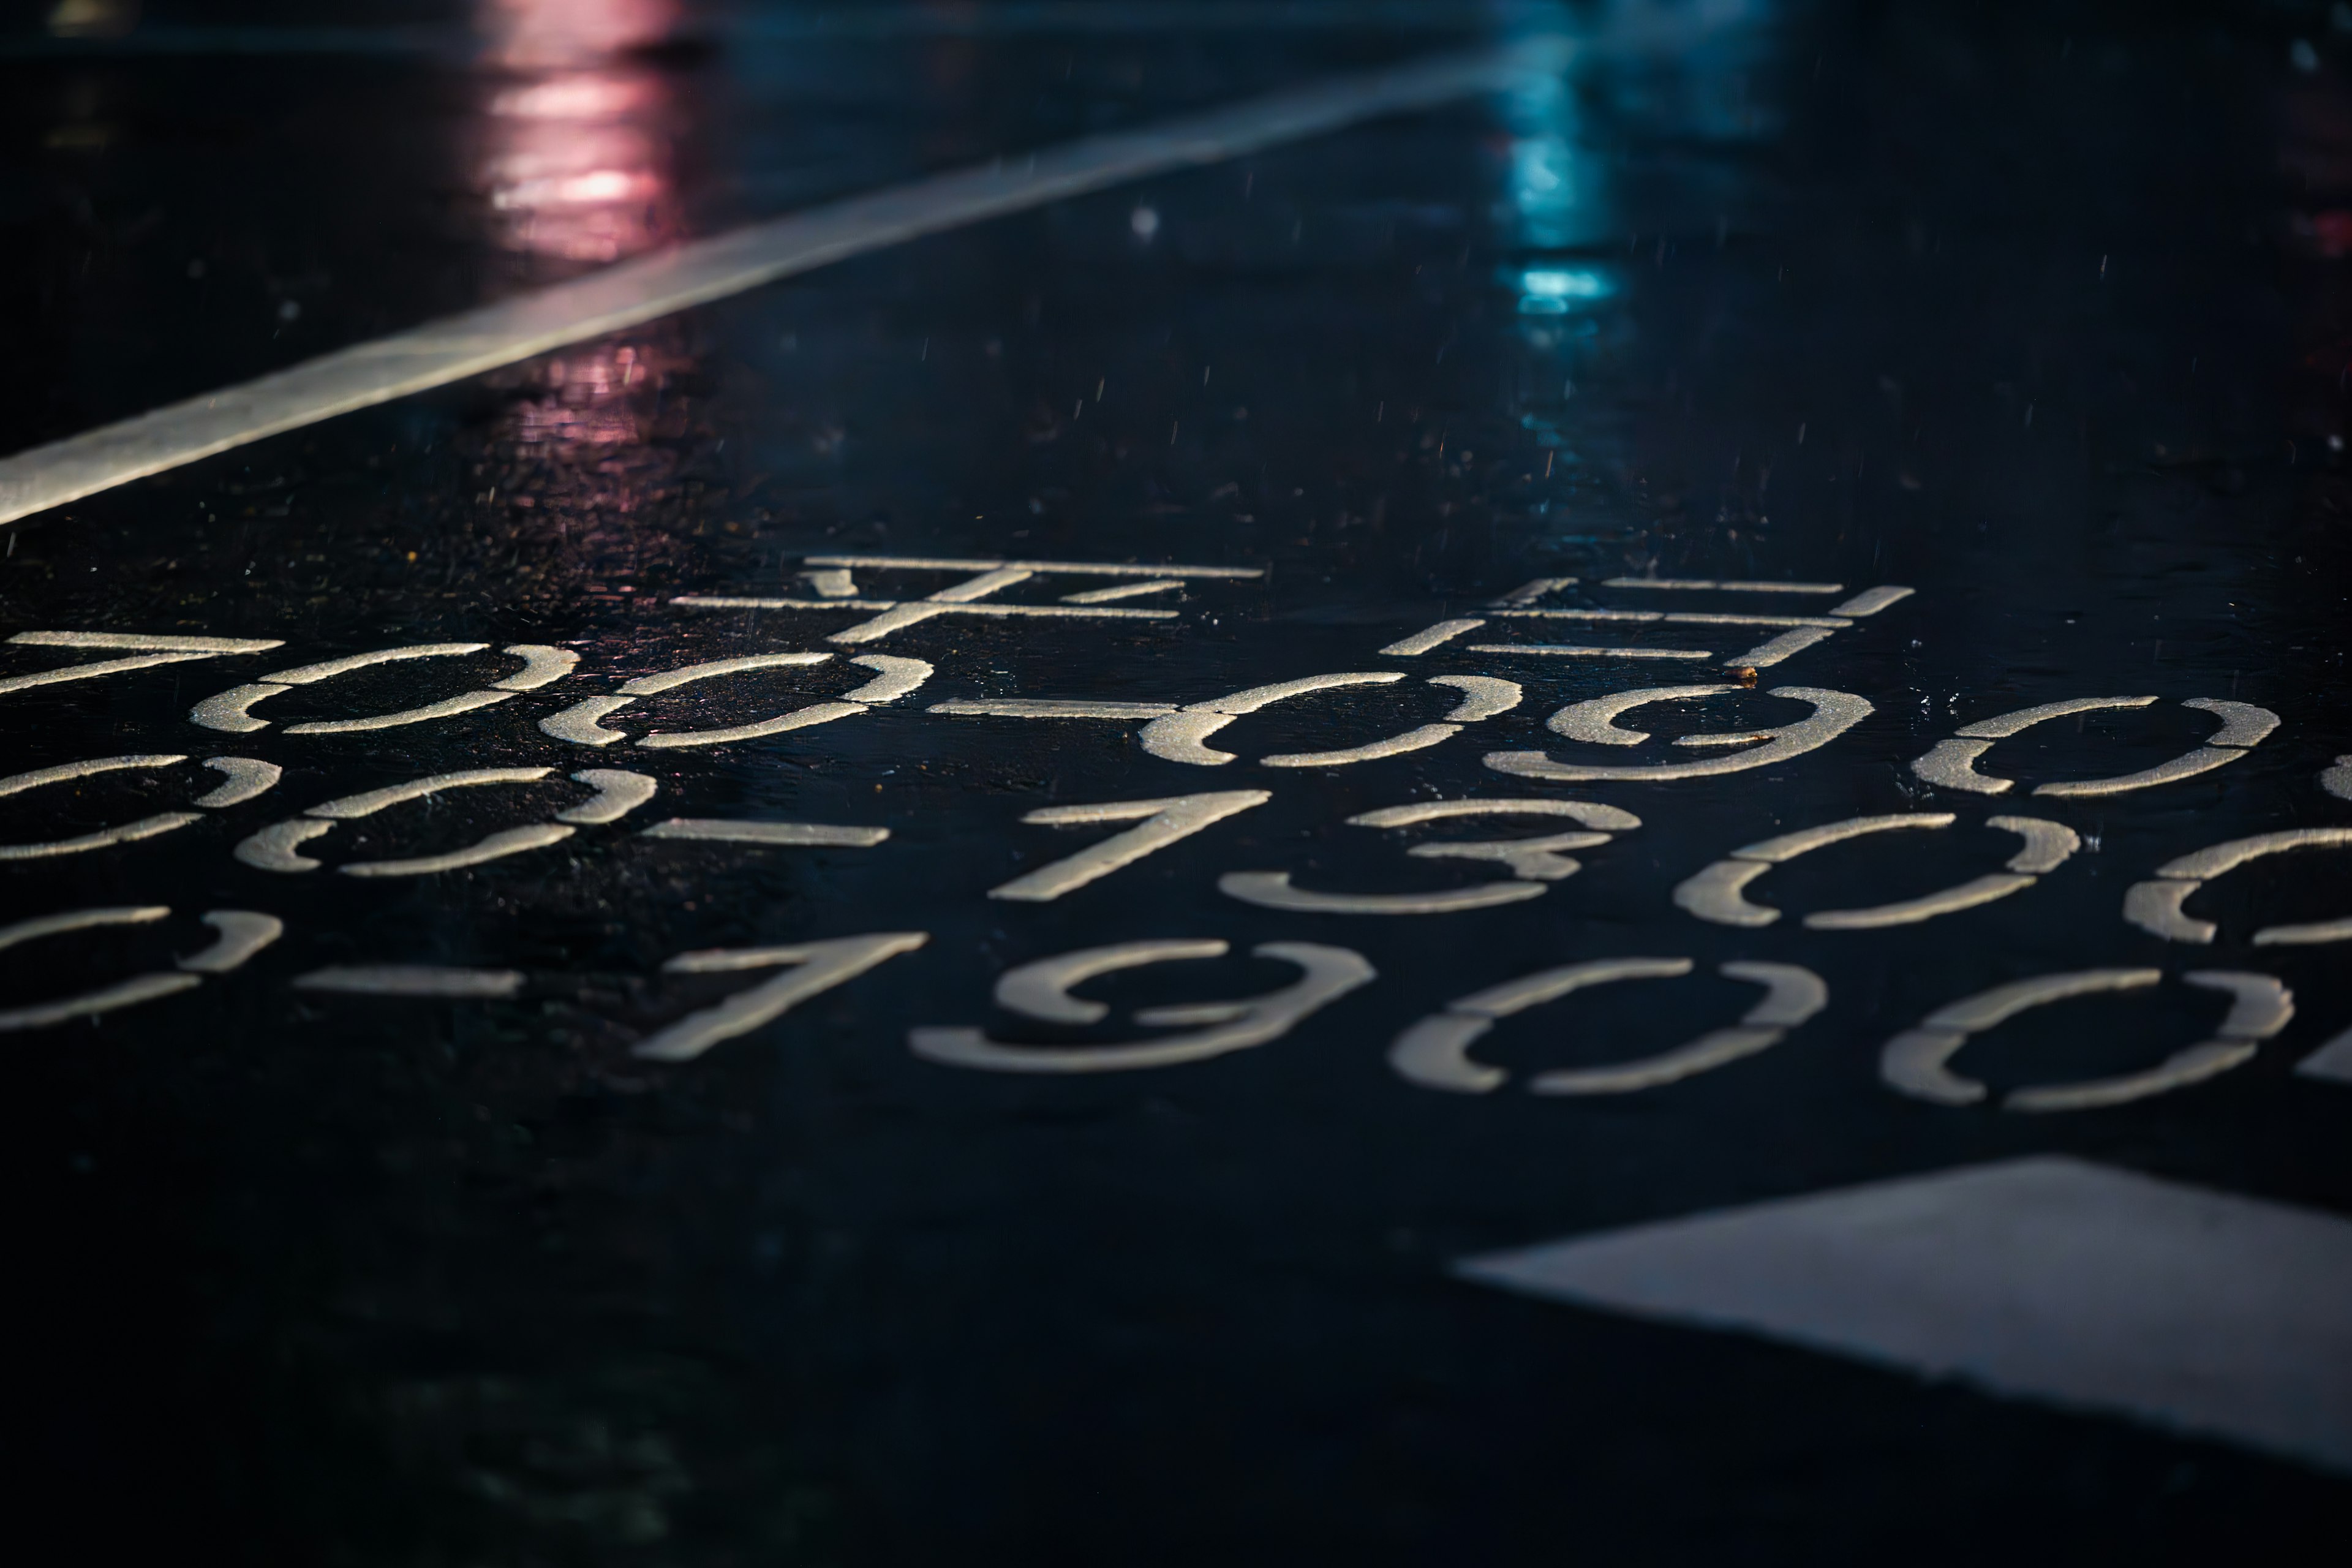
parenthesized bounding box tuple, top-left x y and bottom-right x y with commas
(473, 0, 699, 481)
(478, 0, 681, 265)
(516, 346, 656, 446)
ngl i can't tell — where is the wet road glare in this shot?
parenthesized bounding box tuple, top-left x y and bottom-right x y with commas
(4, 1, 2349, 1562)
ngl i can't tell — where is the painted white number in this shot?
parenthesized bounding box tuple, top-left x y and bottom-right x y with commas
(0, 753, 279, 860)
(288, 932, 930, 1063)
(1389, 957, 1827, 1094)
(191, 643, 576, 734)
(635, 933, 932, 1062)
(1674, 812, 2078, 929)
(1220, 798, 1639, 914)
(1909, 696, 2278, 797)
(0, 907, 281, 1031)
(930, 671, 1520, 768)
(1879, 968, 2291, 1111)
(2, 630, 282, 698)
(911, 938, 1374, 1073)
(990, 791, 1271, 902)
(540, 653, 930, 748)
(2121, 827, 2352, 946)
(236, 767, 657, 875)
(1484, 684, 1871, 783)
(1138, 673, 1520, 767)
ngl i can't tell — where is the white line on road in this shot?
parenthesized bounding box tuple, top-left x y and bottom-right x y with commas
(0, 36, 1574, 529)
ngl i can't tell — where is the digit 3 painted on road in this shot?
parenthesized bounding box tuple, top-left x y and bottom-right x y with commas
(2122, 827, 2352, 946)
(1219, 797, 1641, 914)
(1909, 695, 2279, 797)
(1879, 968, 2293, 1112)
(1672, 812, 2079, 930)
(233, 767, 658, 876)
(1388, 957, 1828, 1094)
(0, 753, 280, 859)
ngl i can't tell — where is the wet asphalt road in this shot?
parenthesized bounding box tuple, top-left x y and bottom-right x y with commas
(5, 2, 2350, 1563)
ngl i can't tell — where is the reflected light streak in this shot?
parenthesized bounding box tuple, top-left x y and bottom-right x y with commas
(474, 0, 689, 469)
(1501, 68, 1593, 252)
(485, 0, 675, 69)
(492, 168, 664, 212)
(477, 0, 679, 263)
(48, 0, 138, 37)
(491, 75, 652, 120)
(1498, 10, 1613, 330)
(1517, 266, 1614, 314)
(515, 346, 657, 445)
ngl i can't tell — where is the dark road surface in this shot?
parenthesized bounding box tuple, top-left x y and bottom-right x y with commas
(4, 2, 2349, 1562)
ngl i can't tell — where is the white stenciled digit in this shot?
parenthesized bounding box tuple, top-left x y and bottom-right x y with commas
(1879, 968, 2292, 1111)
(990, 791, 1271, 902)
(1673, 812, 2078, 930)
(540, 652, 930, 747)
(235, 767, 658, 875)
(1256, 676, 1519, 767)
(1389, 957, 1827, 1094)
(0, 753, 282, 861)
(1220, 799, 1639, 915)
(1484, 685, 1871, 783)
(287, 932, 929, 1060)
(2120, 827, 2352, 946)
(1133, 673, 1520, 766)
(0, 906, 282, 1032)
(1909, 696, 2279, 797)
(910, 938, 1374, 1073)
(190, 642, 577, 734)
(2, 630, 284, 698)
(933, 672, 1520, 767)
(1379, 619, 1487, 657)
(635, 933, 931, 1062)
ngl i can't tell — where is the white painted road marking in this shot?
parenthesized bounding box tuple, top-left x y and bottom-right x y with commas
(0, 37, 1575, 527)
(2298, 1025, 2352, 1084)
(1457, 1157, 2352, 1474)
